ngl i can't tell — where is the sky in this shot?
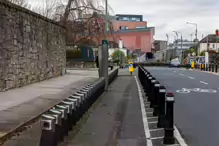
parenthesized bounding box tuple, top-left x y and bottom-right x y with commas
(28, 0, 219, 42)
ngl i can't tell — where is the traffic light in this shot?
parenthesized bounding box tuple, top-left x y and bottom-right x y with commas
(216, 29, 219, 36)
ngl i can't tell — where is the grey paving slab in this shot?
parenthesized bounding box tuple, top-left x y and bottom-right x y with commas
(1, 70, 98, 145)
(58, 70, 146, 146)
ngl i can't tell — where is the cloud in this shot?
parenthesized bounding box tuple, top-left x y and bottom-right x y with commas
(108, 0, 219, 42)
(27, 0, 219, 42)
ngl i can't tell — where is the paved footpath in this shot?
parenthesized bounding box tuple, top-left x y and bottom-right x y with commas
(3, 68, 185, 146)
(0, 69, 98, 145)
(60, 69, 147, 146)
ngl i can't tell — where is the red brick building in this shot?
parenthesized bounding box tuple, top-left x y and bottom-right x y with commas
(94, 14, 154, 53)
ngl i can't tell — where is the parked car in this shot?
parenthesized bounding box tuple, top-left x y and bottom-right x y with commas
(169, 60, 180, 68)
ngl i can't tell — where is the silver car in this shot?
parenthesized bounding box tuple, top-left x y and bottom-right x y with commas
(169, 60, 180, 67)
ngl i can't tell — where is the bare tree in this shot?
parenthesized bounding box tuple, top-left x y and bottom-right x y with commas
(31, 0, 116, 46)
(6, 0, 30, 8)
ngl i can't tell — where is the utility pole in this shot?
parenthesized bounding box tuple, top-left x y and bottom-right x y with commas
(102, 0, 109, 91)
(173, 31, 179, 58)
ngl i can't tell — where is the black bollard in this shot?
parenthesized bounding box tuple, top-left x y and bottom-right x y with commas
(54, 105, 68, 136)
(153, 81, 160, 116)
(216, 64, 218, 73)
(163, 93, 175, 145)
(147, 76, 154, 101)
(157, 86, 166, 128)
(149, 78, 157, 108)
(39, 114, 57, 146)
(48, 109, 62, 142)
(212, 64, 215, 72)
(209, 63, 211, 71)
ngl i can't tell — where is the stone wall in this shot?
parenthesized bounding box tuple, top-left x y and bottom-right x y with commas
(0, 1, 66, 91)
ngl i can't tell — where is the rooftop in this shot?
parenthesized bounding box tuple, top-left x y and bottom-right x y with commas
(199, 34, 218, 43)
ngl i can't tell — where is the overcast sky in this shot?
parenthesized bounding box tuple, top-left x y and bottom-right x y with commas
(28, 0, 219, 42)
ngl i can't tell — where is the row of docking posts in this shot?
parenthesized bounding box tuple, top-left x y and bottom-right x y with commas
(138, 66, 175, 145)
(39, 69, 118, 146)
(195, 63, 219, 72)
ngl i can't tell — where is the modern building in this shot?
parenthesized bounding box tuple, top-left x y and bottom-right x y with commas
(110, 14, 154, 53)
(198, 34, 219, 54)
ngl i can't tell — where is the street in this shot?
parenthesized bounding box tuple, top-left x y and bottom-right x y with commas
(146, 67, 219, 146)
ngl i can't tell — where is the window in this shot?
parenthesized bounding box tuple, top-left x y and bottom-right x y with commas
(136, 18, 140, 21)
(87, 49, 90, 57)
(126, 26, 128, 29)
(122, 17, 128, 21)
(213, 44, 215, 48)
(131, 17, 136, 21)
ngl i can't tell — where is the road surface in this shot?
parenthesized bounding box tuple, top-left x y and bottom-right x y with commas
(146, 67, 219, 146)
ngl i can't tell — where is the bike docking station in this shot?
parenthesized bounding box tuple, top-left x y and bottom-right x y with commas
(138, 66, 180, 146)
(39, 68, 118, 146)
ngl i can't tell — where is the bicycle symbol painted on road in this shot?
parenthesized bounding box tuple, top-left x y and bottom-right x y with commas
(176, 88, 217, 93)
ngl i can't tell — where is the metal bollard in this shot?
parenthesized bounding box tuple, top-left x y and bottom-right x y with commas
(47, 109, 63, 142)
(209, 63, 211, 71)
(153, 81, 160, 116)
(39, 114, 57, 146)
(54, 105, 68, 136)
(163, 93, 175, 145)
(149, 78, 156, 108)
(216, 64, 218, 73)
(157, 86, 166, 128)
(60, 101, 74, 130)
(147, 76, 154, 100)
(212, 64, 215, 72)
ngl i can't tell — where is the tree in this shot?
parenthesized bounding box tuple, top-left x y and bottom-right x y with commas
(7, 0, 30, 8)
(112, 50, 125, 64)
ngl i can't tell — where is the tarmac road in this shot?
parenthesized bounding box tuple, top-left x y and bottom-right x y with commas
(146, 67, 219, 146)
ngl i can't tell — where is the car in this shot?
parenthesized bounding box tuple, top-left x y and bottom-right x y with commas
(169, 60, 180, 68)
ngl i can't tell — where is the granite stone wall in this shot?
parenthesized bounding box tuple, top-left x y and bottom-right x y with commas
(0, 1, 66, 91)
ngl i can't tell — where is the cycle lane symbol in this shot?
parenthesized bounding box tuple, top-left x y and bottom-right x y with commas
(176, 88, 217, 93)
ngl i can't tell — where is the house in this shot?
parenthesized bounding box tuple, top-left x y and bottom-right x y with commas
(198, 34, 219, 54)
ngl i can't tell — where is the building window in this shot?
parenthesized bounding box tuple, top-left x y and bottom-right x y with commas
(126, 26, 128, 29)
(213, 44, 215, 48)
(131, 17, 136, 21)
(136, 18, 140, 21)
(87, 49, 90, 57)
(120, 26, 125, 30)
(122, 17, 128, 21)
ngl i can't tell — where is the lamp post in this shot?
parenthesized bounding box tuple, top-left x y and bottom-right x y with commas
(102, 0, 109, 91)
(173, 31, 179, 58)
(187, 22, 198, 55)
(186, 22, 197, 41)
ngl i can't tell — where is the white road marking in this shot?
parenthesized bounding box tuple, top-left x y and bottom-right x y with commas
(174, 125, 188, 146)
(150, 136, 164, 140)
(200, 81, 208, 85)
(148, 121, 157, 124)
(150, 128, 163, 132)
(134, 76, 153, 146)
(147, 117, 158, 120)
(180, 74, 184, 76)
(188, 76, 194, 79)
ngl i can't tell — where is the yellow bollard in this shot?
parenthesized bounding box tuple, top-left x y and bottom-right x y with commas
(191, 62, 195, 69)
(129, 62, 134, 75)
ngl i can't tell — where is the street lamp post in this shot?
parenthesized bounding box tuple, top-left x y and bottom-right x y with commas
(187, 22, 198, 55)
(173, 31, 179, 58)
(102, 0, 109, 91)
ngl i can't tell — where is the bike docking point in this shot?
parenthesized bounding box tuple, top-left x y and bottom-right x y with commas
(163, 92, 175, 145)
(157, 86, 166, 128)
(60, 101, 74, 131)
(39, 114, 57, 146)
(147, 76, 154, 101)
(65, 97, 78, 125)
(54, 105, 68, 136)
(47, 109, 62, 142)
(153, 81, 160, 116)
